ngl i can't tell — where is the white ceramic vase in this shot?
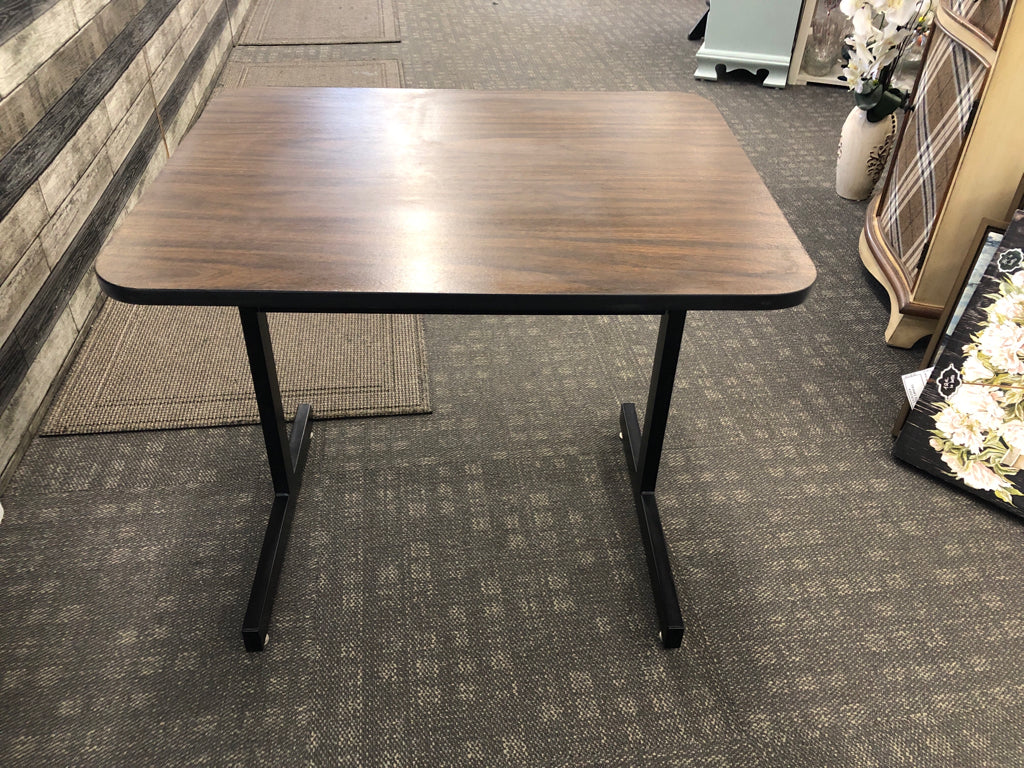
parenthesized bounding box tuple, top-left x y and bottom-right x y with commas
(835, 106, 898, 201)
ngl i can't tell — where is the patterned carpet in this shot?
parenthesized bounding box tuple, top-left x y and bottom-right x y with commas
(2, 0, 1024, 765)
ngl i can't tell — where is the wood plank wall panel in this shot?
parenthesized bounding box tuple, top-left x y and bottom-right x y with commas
(224, 0, 246, 40)
(0, 79, 48, 158)
(0, 1, 65, 46)
(0, 3, 81, 96)
(0, 0, 175, 223)
(0, 242, 49, 344)
(103, 52, 157, 170)
(0, 185, 49, 284)
(0, 309, 78, 482)
(161, 0, 233, 152)
(0, 0, 252, 485)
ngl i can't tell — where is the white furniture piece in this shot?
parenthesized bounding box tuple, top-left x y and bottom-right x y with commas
(860, 0, 1024, 347)
(694, 0, 806, 88)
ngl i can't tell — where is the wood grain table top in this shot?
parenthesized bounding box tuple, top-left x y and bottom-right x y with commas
(96, 88, 816, 313)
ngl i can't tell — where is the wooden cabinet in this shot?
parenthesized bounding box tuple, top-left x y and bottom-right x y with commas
(860, 0, 1024, 347)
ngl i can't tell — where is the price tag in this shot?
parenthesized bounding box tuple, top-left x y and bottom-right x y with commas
(901, 367, 933, 408)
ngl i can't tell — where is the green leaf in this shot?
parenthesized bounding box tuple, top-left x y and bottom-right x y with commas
(982, 435, 1004, 451)
(1005, 390, 1024, 406)
(994, 485, 1023, 504)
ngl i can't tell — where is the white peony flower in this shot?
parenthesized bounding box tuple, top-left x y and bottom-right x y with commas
(948, 384, 1004, 430)
(999, 420, 1024, 453)
(938, 449, 961, 474)
(989, 294, 1024, 321)
(938, 450, 1011, 492)
(958, 459, 1013, 492)
(961, 353, 993, 385)
(977, 321, 1024, 375)
(934, 403, 988, 454)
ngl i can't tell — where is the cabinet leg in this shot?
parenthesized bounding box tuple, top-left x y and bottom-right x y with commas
(884, 312, 936, 349)
(858, 230, 937, 348)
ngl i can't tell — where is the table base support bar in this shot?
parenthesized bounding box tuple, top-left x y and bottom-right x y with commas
(620, 402, 685, 649)
(242, 403, 313, 652)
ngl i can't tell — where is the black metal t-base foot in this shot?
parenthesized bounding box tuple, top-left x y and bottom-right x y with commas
(619, 310, 687, 649)
(620, 403, 684, 648)
(241, 403, 312, 651)
(238, 308, 313, 652)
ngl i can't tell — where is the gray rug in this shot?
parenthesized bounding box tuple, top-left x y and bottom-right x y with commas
(217, 57, 403, 88)
(40, 304, 431, 435)
(238, 0, 400, 45)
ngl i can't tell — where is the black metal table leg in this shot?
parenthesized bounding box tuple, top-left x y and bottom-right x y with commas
(620, 310, 686, 649)
(238, 308, 313, 652)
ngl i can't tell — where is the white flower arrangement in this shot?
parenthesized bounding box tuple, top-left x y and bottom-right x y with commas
(839, 0, 934, 120)
(929, 250, 1024, 505)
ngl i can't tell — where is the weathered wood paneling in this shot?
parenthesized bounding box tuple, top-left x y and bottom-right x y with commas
(38, 105, 114, 214)
(0, 0, 245, 483)
(0, 241, 50, 345)
(0, 80, 47, 158)
(68, 269, 102, 328)
(39, 150, 116, 267)
(0, 3, 80, 96)
(0, 1, 64, 47)
(71, 0, 117, 26)
(162, 0, 226, 151)
(0, 0, 177, 222)
(0, 183, 49, 283)
(104, 56, 157, 168)
(0, 308, 77, 478)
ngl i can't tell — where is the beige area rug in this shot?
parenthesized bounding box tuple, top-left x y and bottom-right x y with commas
(217, 58, 403, 88)
(41, 305, 431, 435)
(238, 0, 399, 45)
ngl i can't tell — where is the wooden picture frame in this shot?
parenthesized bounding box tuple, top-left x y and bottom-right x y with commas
(893, 209, 1024, 516)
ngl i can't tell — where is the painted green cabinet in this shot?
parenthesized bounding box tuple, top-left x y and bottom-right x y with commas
(694, 0, 806, 88)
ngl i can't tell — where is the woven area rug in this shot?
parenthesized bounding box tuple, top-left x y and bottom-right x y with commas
(238, 0, 400, 45)
(40, 304, 431, 435)
(217, 58, 403, 88)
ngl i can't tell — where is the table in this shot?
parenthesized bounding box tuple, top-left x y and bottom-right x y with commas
(95, 88, 815, 652)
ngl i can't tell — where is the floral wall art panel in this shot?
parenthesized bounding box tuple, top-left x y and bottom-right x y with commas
(894, 209, 1024, 515)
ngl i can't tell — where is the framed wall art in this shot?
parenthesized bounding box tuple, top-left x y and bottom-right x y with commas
(892, 218, 1008, 435)
(894, 209, 1024, 515)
